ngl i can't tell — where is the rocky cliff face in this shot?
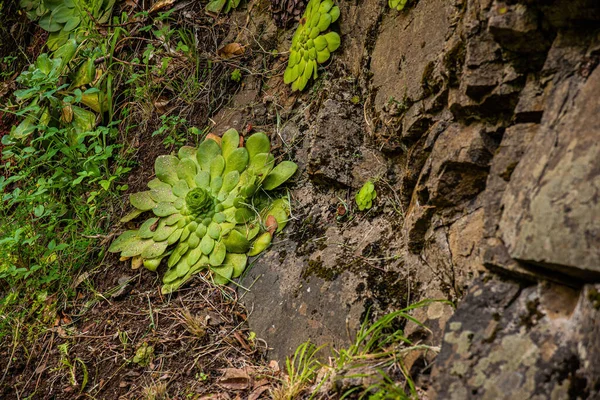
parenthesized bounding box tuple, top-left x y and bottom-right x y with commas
(214, 0, 599, 396)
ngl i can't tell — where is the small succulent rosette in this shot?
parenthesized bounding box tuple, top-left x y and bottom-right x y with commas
(109, 129, 298, 293)
(283, 0, 341, 91)
(389, 0, 408, 10)
(355, 181, 377, 211)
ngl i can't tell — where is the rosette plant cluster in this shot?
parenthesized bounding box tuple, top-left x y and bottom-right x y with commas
(109, 129, 298, 293)
(283, 0, 341, 91)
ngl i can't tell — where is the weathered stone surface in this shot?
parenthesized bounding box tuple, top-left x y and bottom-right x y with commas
(425, 123, 493, 207)
(370, 0, 455, 111)
(488, 2, 553, 54)
(498, 56, 600, 279)
(430, 277, 600, 399)
(307, 99, 365, 188)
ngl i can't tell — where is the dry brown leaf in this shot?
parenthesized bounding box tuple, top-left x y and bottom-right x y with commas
(266, 215, 278, 236)
(269, 360, 280, 372)
(248, 385, 270, 400)
(219, 367, 252, 390)
(218, 43, 245, 59)
(206, 133, 222, 145)
(131, 255, 143, 270)
(149, 0, 175, 13)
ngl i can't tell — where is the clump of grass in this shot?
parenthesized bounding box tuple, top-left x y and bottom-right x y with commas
(143, 381, 169, 400)
(271, 341, 324, 400)
(279, 299, 452, 399)
(180, 309, 207, 339)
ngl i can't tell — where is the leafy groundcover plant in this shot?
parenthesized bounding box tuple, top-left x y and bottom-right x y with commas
(283, 0, 341, 91)
(109, 129, 297, 293)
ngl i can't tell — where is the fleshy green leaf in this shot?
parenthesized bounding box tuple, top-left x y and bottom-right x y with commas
(197, 138, 222, 171)
(209, 241, 226, 266)
(155, 155, 180, 185)
(224, 147, 249, 175)
(225, 253, 248, 278)
(142, 240, 169, 259)
(108, 230, 139, 253)
(223, 229, 251, 253)
(248, 232, 272, 256)
(262, 161, 298, 190)
(130, 191, 156, 211)
(221, 128, 239, 160)
(245, 132, 270, 160)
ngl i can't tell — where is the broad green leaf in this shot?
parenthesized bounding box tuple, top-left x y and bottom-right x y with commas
(172, 180, 190, 198)
(212, 265, 233, 284)
(221, 128, 239, 160)
(209, 241, 226, 266)
(245, 132, 270, 160)
(130, 191, 156, 211)
(206, 0, 226, 13)
(71, 105, 96, 134)
(153, 202, 179, 217)
(139, 218, 159, 238)
(150, 183, 177, 203)
(39, 13, 62, 32)
(223, 229, 251, 253)
(142, 240, 169, 259)
(248, 232, 272, 256)
(121, 237, 152, 258)
(178, 158, 197, 187)
(155, 155, 180, 185)
(324, 31, 341, 52)
(178, 146, 196, 160)
(120, 209, 143, 223)
(200, 234, 215, 255)
(224, 147, 249, 175)
(220, 171, 240, 194)
(210, 155, 225, 179)
(262, 161, 298, 190)
(197, 138, 221, 171)
(225, 253, 247, 278)
(108, 230, 138, 253)
(207, 222, 221, 240)
(153, 222, 178, 242)
(195, 170, 211, 189)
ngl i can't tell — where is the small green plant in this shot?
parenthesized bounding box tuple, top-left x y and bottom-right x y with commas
(20, 0, 117, 50)
(389, 0, 408, 10)
(109, 129, 298, 293)
(283, 0, 341, 91)
(205, 0, 241, 14)
(355, 181, 377, 211)
(133, 342, 155, 367)
(9, 39, 109, 141)
(230, 68, 242, 83)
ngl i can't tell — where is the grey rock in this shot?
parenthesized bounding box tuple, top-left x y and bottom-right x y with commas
(499, 55, 600, 279)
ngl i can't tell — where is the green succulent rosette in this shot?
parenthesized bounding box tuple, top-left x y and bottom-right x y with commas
(109, 129, 298, 293)
(355, 181, 376, 211)
(283, 0, 341, 91)
(389, 0, 408, 10)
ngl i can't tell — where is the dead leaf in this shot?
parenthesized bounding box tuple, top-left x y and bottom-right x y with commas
(149, 0, 175, 13)
(131, 255, 143, 270)
(219, 368, 252, 390)
(266, 215, 278, 236)
(269, 360, 280, 372)
(206, 133, 222, 145)
(218, 43, 245, 59)
(248, 385, 270, 400)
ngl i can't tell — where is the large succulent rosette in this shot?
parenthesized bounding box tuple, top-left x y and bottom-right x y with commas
(109, 129, 297, 293)
(283, 0, 341, 91)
